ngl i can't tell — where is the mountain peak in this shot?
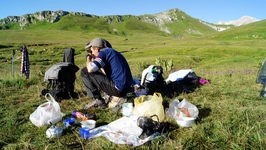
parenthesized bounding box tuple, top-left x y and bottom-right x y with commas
(215, 16, 260, 26)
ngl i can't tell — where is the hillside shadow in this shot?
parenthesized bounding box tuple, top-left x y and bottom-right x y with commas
(40, 91, 86, 102)
(119, 51, 129, 53)
(161, 81, 202, 99)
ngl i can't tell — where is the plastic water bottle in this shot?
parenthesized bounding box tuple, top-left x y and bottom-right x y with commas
(61, 113, 68, 116)
(122, 103, 133, 117)
(72, 111, 93, 120)
(72, 111, 83, 118)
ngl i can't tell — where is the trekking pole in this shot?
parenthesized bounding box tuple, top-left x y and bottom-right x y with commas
(12, 50, 15, 87)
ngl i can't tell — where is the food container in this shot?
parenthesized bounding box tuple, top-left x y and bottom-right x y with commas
(64, 118, 75, 128)
(80, 120, 96, 129)
(79, 127, 90, 139)
(175, 117, 196, 127)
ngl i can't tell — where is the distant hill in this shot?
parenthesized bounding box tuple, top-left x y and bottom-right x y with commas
(0, 9, 218, 38)
(207, 19, 266, 40)
(215, 16, 260, 26)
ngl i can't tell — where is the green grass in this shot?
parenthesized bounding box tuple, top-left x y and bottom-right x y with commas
(207, 19, 266, 40)
(1, 22, 266, 149)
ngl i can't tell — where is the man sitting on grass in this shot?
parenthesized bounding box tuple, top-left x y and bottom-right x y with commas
(81, 38, 133, 109)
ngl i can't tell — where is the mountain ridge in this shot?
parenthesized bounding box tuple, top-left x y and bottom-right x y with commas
(0, 9, 259, 27)
(0, 9, 262, 38)
(0, 9, 182, 26)
(0, 8, 218, 37)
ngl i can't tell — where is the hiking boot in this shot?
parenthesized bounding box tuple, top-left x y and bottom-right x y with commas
(108, 96, 121, 108)
(83, 98, 107, 110)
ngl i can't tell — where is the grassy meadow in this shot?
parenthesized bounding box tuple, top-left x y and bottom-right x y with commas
(1, 21, 266, 149)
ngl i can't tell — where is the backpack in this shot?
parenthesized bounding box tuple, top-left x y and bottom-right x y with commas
(140, 65, 165, 94)
(179, 72, 199, 85)
(41, 48, 79, 100)
(164, 71, 200, 95)
(63, 47, 75, 64)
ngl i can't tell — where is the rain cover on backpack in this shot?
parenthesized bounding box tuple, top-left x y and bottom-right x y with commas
(43, 62, 79, 99)
(41, 47, 79, 100)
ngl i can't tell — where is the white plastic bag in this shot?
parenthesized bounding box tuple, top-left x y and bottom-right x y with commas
(168, 99, 199, 119)
(88, 125, 165, 146)
(108, 116, 142, 137)
(29, 93, 62, 127)
(88, 116, 165, 146)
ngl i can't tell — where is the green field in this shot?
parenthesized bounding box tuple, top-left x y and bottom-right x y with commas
(0, 18, 266, 149)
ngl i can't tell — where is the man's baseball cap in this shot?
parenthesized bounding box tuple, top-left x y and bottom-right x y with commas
(85, 38, 105, 49)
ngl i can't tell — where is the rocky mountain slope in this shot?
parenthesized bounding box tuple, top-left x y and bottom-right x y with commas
(0, 8, 218, 37)
(0, 10, 97, 29)
(0, 9, 184, 31)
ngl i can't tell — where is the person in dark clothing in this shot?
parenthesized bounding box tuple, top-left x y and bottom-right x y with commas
(81, 38, 133, 109)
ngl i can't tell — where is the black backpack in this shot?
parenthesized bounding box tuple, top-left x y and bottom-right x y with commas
(142, 66, 165, 94)
(41, 48, 79, 100)
(179, 72, 199, 85)
(63, 47, 75, 64)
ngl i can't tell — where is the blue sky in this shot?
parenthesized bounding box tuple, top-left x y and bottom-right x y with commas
(1, 0, 265, 23)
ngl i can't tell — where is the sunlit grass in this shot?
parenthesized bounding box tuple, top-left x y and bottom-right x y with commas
(1, 28, 266, 149)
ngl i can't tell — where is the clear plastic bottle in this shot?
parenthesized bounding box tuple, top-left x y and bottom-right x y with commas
(61, 113, 68, 117)
(121, 103, 133, 117)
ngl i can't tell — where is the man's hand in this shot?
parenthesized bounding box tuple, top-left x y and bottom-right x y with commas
(86, 53, 95, 73)
(86, 53, 95, 62)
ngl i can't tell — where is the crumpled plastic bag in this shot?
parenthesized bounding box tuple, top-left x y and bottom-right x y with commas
(167, 99, 199, 119)
(133, 92, 165, 122)
(88, 116, 166, 146)
(29, 93, 62, 127)
(108, 116, 142, 137)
